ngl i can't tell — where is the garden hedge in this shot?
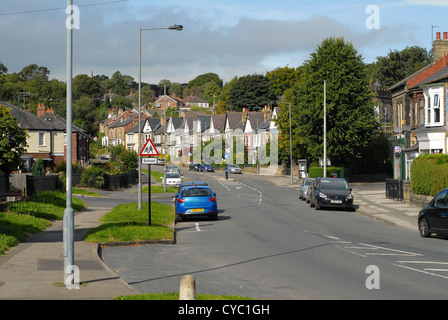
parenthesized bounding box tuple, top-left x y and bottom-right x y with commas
(411, 154, 448, 196)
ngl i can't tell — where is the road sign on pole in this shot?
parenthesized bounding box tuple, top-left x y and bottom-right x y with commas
(140, 138, 159, 157)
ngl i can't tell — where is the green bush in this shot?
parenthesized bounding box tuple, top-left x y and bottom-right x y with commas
(411, 154, 448, 196)
(308, 166, 344, 178)
(81, 166, 107, 189)
(31, 157, 45, 176)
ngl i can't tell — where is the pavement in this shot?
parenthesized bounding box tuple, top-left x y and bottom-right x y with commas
(0, 175, 422, 300)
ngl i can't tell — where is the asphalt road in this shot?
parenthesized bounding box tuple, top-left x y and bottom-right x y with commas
(102, 167, 448, 299)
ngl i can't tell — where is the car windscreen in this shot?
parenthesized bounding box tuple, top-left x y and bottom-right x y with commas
(304, 179, 314, 186)
(181, 188, 212, 197)
(166, 173, 181, 178)
(319, 179, 349, 190)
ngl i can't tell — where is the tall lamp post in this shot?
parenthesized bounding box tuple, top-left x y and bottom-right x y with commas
(138, 24, 183, 210)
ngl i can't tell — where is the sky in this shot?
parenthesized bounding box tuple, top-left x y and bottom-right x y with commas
(0, 0, 447, 86)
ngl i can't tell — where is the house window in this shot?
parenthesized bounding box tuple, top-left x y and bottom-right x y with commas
(39, 132, 45, 146)
(426, 91, 443, 127)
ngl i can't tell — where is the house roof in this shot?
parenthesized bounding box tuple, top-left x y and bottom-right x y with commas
(247, 112, 265, 130)
(183, 94, 208, 104)
(416, 65, 448, 87)
(39, 111, 86, 133)
(198, 114, 211, 132)
(1, 101, 58, 131)
(211, 114, 226, 132)
(226, 112, 243, 130)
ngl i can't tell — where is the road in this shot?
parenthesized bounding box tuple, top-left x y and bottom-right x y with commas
(102, 166, 448, 299)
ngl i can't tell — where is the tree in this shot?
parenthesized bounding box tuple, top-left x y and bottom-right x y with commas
(368, 46, 432, 87)
(0, 104, 28, 176)
(228, 74, 276, 111)
(188, 73, 223, 89)
(280, 37, 381, 168)
(266, 66, 301, 97)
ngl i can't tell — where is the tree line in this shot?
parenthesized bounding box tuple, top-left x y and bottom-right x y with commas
(0, 41, 432, 170)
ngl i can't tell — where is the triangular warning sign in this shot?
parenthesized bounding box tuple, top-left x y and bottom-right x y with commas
(140, 138, 159, 156)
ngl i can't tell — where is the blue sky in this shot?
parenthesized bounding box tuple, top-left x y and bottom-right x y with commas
(0, 0, 447, 85)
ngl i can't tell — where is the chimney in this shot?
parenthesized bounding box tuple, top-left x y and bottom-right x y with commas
(433, 31, 448, 62)
(37, 103, 46, 117)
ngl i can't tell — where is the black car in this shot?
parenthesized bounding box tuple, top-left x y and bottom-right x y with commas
(418, 188, 448, 237)
(189, 163, 201, 171)
(199, 163, 214, 172)
(308, 177, 354, 211)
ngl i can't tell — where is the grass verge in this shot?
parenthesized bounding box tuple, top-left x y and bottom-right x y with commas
(84, 201, 174, 243)
(0, 191, 86, 257)
(114, 292, 254, 300)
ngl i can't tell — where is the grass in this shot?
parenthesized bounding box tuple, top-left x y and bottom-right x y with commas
(84, 201, 174, 243)
(72, 188, 102, 197)
(114, 292, 254, 300)
(141, 185, 178, 193)
(0, 191, 86, 257)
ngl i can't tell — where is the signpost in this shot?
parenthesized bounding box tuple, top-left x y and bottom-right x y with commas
(140, 138, 159, 225)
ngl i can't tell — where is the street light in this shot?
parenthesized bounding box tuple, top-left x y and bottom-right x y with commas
(138, 24, 183, 210)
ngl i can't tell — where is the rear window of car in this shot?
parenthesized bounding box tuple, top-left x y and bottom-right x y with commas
(320, 179, 349, 190)
(166, 173, 181, 178)
(182, 188, 212, 197)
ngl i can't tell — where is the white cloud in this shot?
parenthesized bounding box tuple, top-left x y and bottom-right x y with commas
(406, 0, 448, 5)
(0, 1, 423, 85)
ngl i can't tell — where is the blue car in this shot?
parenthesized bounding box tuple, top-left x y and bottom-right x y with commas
(175, 186, 218, 221)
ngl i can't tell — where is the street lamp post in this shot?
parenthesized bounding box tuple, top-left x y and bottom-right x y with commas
(138, 24, 183, 210)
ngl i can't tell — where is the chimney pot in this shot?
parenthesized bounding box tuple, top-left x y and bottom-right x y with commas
(437, 32, 441, 40)
(444, 32, 448, 40)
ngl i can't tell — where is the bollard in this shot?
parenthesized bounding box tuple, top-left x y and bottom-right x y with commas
(179, 275, 196, 300)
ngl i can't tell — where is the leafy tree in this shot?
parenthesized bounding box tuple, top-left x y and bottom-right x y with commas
(266, 66, 301, 97)
(188, 73, 223, 89)
(0, 104, 28, 178)
(280, 37, 381, 168)
(228, 74, 276, 111)
(368, 46, 432, 87)
(73, 74, 102, 100)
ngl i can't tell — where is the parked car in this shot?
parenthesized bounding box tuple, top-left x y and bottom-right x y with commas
(189, 163, 201, 171)
(157, 158, 165, 165)
(199, 163, 214, 172)
(166, 165, 180, 173)
(175, 181, 208, 201)
(299, 178, 315, 201)
(308, 177, 354, 211)
(162, 172, 182, 188)
(418, 188, 448, 237)
(175, 185, 218, 221)
(226, 163, 241, 174)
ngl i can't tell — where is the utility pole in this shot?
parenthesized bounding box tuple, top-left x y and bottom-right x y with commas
(323, 80, 327, 178)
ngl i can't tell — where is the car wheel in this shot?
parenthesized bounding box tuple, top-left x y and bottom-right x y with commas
(210, 213, 218, 221)
(418, 218, 431, 238)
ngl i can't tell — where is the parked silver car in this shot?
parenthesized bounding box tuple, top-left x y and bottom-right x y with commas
(162, 172, 183, 188)
(226, 164, 242, 174)
(299, 178, 315, 201)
